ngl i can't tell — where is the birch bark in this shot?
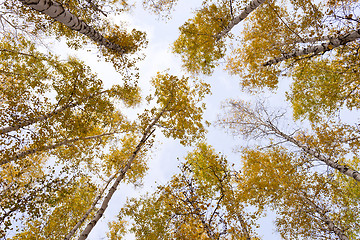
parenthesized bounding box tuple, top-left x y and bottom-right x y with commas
(19, 0, 126, 52)
(269, 124, 360, 182)
(263, 28, 360, 66)
(225, 101, 360, 183)
(74, 105, 168, 240)
(215, 0, 266, 41)
(63, 173, 117, 240)
(300, 194, 349, 240)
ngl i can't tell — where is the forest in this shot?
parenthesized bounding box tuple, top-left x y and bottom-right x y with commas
(0, 0, 360, 239)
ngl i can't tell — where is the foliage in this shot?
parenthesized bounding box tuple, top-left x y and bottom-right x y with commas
(239, 146, 360, 239)
(288, 50, 360, 122)
(140, 73, 210, 145)
(173, 0, 360, 122)
(115, 143, 258, 239)
(2, 0, 360, 239)
(173, 3, 230, 74)
(9, 175, 98, 240)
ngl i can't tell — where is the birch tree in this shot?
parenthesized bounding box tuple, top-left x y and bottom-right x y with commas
(0, 35, 142, 237)
(171, 0, 360, 125)
(2, 72, 209, 239)
(1, 0, 147, 79)
(225, 0, 360, 94)
(113, 143, 258, 240)
(238, 146, 360, 239)
(219, 99, 360, 183)
(73, 72, 210, 239)
(0, 36, 140, 166)
(173, 0, 266, 75)
(19, 0, 128, 53)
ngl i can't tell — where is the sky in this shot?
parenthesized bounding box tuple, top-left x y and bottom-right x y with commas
(53, 1, 290, 239)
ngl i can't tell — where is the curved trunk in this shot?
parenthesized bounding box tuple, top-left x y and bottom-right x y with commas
(19, 0, 126, 53)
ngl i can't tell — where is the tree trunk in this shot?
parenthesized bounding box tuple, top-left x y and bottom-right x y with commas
(63, 173, 117, 240)
(19, 0, 126, 53)
(300, 194, 349, 240)
(215, 0, 266, 41)
(73, 105, 168, 240)
(269, 124, 360, 183)
(263, 28, 360, 66)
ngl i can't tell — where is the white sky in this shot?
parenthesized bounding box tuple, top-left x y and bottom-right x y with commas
(58, 1, 291, 239)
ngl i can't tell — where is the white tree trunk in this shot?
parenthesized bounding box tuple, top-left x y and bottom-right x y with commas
(300, 194, 349, 240)
(269, 124, 360, 182)
(226, 101, 360, 183)
(19, 0, 126, 53)
(263, 28, 360, 66)
(215, 0, 266, 41)
(63, 173, 117, 240)
(74, 106, 168, 240)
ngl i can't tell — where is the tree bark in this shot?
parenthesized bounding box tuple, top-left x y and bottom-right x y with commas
(75, 105, 168, 240)
(63, 173, 117, 240)
(19, 0, 126, 53)
(215, 0, 266, 41)
(226, 101, 360, 183)
(268, 123, 360, 183)
(263, 28, 360, 66)
(300, 194, 349, 240)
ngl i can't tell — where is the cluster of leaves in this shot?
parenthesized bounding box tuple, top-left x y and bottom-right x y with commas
(173, 0, 360, 122)
(0, 35, 210, 238)
(0, 1, 210, 236)
(173, 2, 231, 74)
(239, 146, 360, 239)
(142, 73, 210, 145)
(112, 143, 258, 239)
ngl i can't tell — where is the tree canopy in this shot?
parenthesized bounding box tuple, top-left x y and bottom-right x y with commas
(1, 0, 359, 239)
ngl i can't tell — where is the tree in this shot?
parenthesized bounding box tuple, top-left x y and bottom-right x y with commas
(2, 0, 360, 239)
(0, 34, 143, 237)
(219, 99, 360, 182)
(173, 0, 266, 75)
(172, 0, 360, 123)
(75, 72, 209, 239)
(238, 146, 359, 239)
(2, 0, 147, 80)
(0, 35, 139, 165)
(0, 0, 213, 238)
(1, 71, 209, 239)
(19, 0, 129, 53)
(114, 143, 258, 240)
